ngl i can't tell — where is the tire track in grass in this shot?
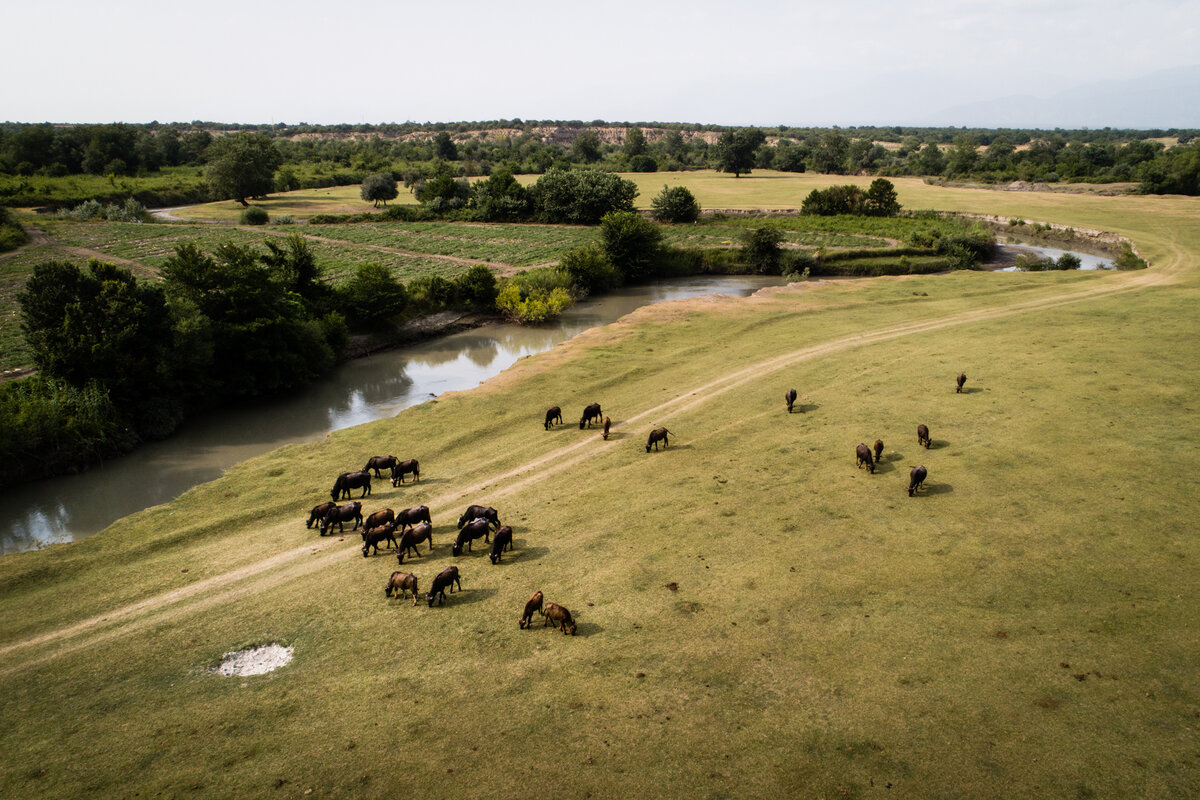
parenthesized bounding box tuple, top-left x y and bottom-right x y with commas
(0, 270, 1165, 672)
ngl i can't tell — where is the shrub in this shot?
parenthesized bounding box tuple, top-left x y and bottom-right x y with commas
(650, 185, 700, 224)
(560, 244, 621, 293)
(741, 226, 785, 273)
(240, 207, 269, 225)
(340, 263, 407, 328)
(629, 155, 658, 173)
(407, 275, 459, 314)
(531, 169, 638, 224)
(802, 185, 868, 216)
(1055, 253, 1082, 270)
(453, 265, 499, 310)
(1113, 243, 1148, 270)
(495, 283, 574, 323)
(0, 206, 27, 252)
(600, 210, 663, 281)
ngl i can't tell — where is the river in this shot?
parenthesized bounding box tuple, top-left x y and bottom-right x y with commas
(1, 275, 783, 554)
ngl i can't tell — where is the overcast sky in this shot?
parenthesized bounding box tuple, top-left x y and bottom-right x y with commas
(3, 0, 1198, 127)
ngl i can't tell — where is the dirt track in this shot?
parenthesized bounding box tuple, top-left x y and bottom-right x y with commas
(0, 268, 1166, 674)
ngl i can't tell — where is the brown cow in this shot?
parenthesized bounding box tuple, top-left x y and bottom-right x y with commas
(602, 416, 611, 440)
(917, 424, 931, 449)
(363, 508, 395, 531)
(646, 427, 672, 452)
(543, 602, 577, 635)
(856, 443, 875, 474)
(544, 406, 563, 430)
(396, 522, 434, 564)
(306, 501, 337, 529)
(364, 455, 398, 478)
(384, 571, 419, 605)
(519, 591, 544, 629)
(489, 526, 514, 564)
(908, 465, 928, 497)
(361, 521, 398, 557)
(396, 505, 432, 532)
(785, 388, 797, 413)
(331, 470, 371, 501)
(426, 566, 462, 606)
(956, 372, 967, 393)
(873, 439, 884, 463)
(319, 501, 363, 535)
(579, 403, 603, 429)
(389, 459, 420, 486)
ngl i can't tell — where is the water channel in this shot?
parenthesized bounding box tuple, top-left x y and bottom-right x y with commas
(1, 275, 784, 554)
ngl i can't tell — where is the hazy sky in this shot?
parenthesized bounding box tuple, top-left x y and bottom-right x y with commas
(3, 0, 1197, 126)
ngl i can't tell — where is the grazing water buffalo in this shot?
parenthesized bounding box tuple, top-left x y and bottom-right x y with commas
(646, 427, 672, 452)
(602, 416, 611, 440)
(457, 505, 499, 530)
(489, 526, 514, 564)
(306, 501, 337, 529)
(873, 439, 884, 464)
(519, 591, 544, 629)
(579, 403, 603, 429)
(856, 443, 875, 474)
(363, 455, 398, 478)
(385, 571, 419, 605)
(427, 565, 462, 606)
(544, 406, 563, 430)
(363, 508, 395, 531)
(319, 501, 363, 535)
(396, 505, 432, 532)
(452, 519, 492, 556)
(543, 602, 577, 635)
(917, 424, 931, 449)
(389, 459, 420, 486)
(956, 372, 967, 393)
(785, 388, 797, 413)
(396, 522, 434, 564)
(361, 522, 398, 557)
(331, 470, 372, 501)
(908, 465, 928, 497)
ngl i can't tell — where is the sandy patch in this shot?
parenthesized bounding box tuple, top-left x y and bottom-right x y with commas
(212, 644, 293, 676)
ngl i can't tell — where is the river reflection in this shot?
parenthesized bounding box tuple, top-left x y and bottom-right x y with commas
(1, 275, 782, 554)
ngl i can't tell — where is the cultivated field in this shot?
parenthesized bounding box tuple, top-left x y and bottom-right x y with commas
(0, 180, 1197, 798)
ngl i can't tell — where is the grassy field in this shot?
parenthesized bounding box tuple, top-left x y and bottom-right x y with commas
(0, 180, 1197, 798)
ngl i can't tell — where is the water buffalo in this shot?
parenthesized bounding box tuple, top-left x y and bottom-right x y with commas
(646, 427, 672, 452)
(579, 403, 603, 429)
(544, 406, 563, 430)
(389, 459, 420, 486)
(361, 522, 398, 557)
(873, 439, 884, 463)
(396, 522, 434, 564)
(457, 505, 499, 530)
(908, 465, 928, 497)
(956, 372, 967, 393)
(856, 443, 875, 474)
(319, 501, 363, 535)
(396, 505, 432, 532)
(331, 470, 372, 501)
(363, 455, 398, 478)
(384, 571, 419, 605)
(306, 501, 337, 529)
(602, 416, 611, 440)
(785, 388, 797, 413)
(543, 602, 577, 635)
(917, 424, 931, 449)
(363, 508, 394, 531)
(489, 526, 514, 564)
(452, 519, 492, 556)
(427, 565, 462, 606)
(519, 591, 544, 629)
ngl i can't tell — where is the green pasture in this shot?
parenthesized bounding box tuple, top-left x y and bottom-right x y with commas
(0, 183, 1197, 798)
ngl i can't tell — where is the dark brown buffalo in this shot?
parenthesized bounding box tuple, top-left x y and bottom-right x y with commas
(856, 443, 875, 474)
(646, 427, 672, 452)
(396, 522, 434, 564)
(544, 406, 563, 430)
(543, 602, 577, 635)
(873, 439, 884, 463)
(452, 519, 491, 556)
(331, 470, 372, 501)
(395, 505, 432, 531)
(361, 522, 398, 557)
(363, 508, 395, 531)
(389, 459, 420, 486)
(363, 455, 398, 478)
(306, 501, 337, 529)
(956, 372, 967, 393)
(908, 465, 928, 497)
(785, 388, 797, 413)
(917, 424, 931, 449)
(489, 526, 514, 564)
(579, 403, 603, 429)
(384, 571, 419, 605)
(426, 566, 462, 606)
(457, 505, 499, 530)
(519, 591, 544, 629)
(319, 501, 363, 535)
(602, 416, 611, 440)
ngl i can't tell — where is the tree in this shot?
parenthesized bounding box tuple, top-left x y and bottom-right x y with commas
(361, 172, 399, 207)
(571, 131, 602, 163)
(946, 134, 978, 177)
(741, 226, 785, 273)
(433, 131, 458, 161)
(531, 169, 638, 224)
(599, 211, 663, 281)
(559, 244, 620, 293)
(341, 263, 408, 327)
(865, 178, 901, 217)
(468, 167, 530, 221)
(715, 128, 766, 177)
(623, 126, 647, 157)
(801, 185, 869, 216)
(915, 142, 946, 175)
(415, 162, 469, 210)
(809, 131, 849, 174)
(204, 132, 282, 206)
(650, 185, 700, 223)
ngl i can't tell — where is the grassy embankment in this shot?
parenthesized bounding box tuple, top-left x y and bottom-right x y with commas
(0, 178, 1197, 798)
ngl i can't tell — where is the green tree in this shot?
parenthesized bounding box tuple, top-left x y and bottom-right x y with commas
(741, 226, 785, 273)
(204, 132, 282, 206)
(650, 185, 700, 223)
(599, 211, 663, 281)
(809, 131, 849, 174)
(453, 265, 499, 310)
(571, 131, 603, 163)
(865, 178, 901, 217)
(715, 128, 766, 177)
(468, 167, 530, 221)
(623, 126, 647, 157)
(946, 134, 979, 177)
(915, 142, 946, 175)
(531, 169, 638, 224)
(560, 244, 621, 293)
(433, 131, 458, 161)
(361, 172, 399, 207)
(341, 263, 408, 327)
(415, 162, 469, 210)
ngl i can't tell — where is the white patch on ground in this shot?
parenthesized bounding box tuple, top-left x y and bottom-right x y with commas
(212, 644, 293, 676)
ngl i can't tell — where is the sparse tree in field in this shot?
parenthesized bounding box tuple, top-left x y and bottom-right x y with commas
(865, 178, 901, 217)
(361, 172, 399, 207)
(715, 128, 766, 177)
(623, 126, 647, 157)
(204, 132, 282, 206)
(650, 185, 700, 223)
